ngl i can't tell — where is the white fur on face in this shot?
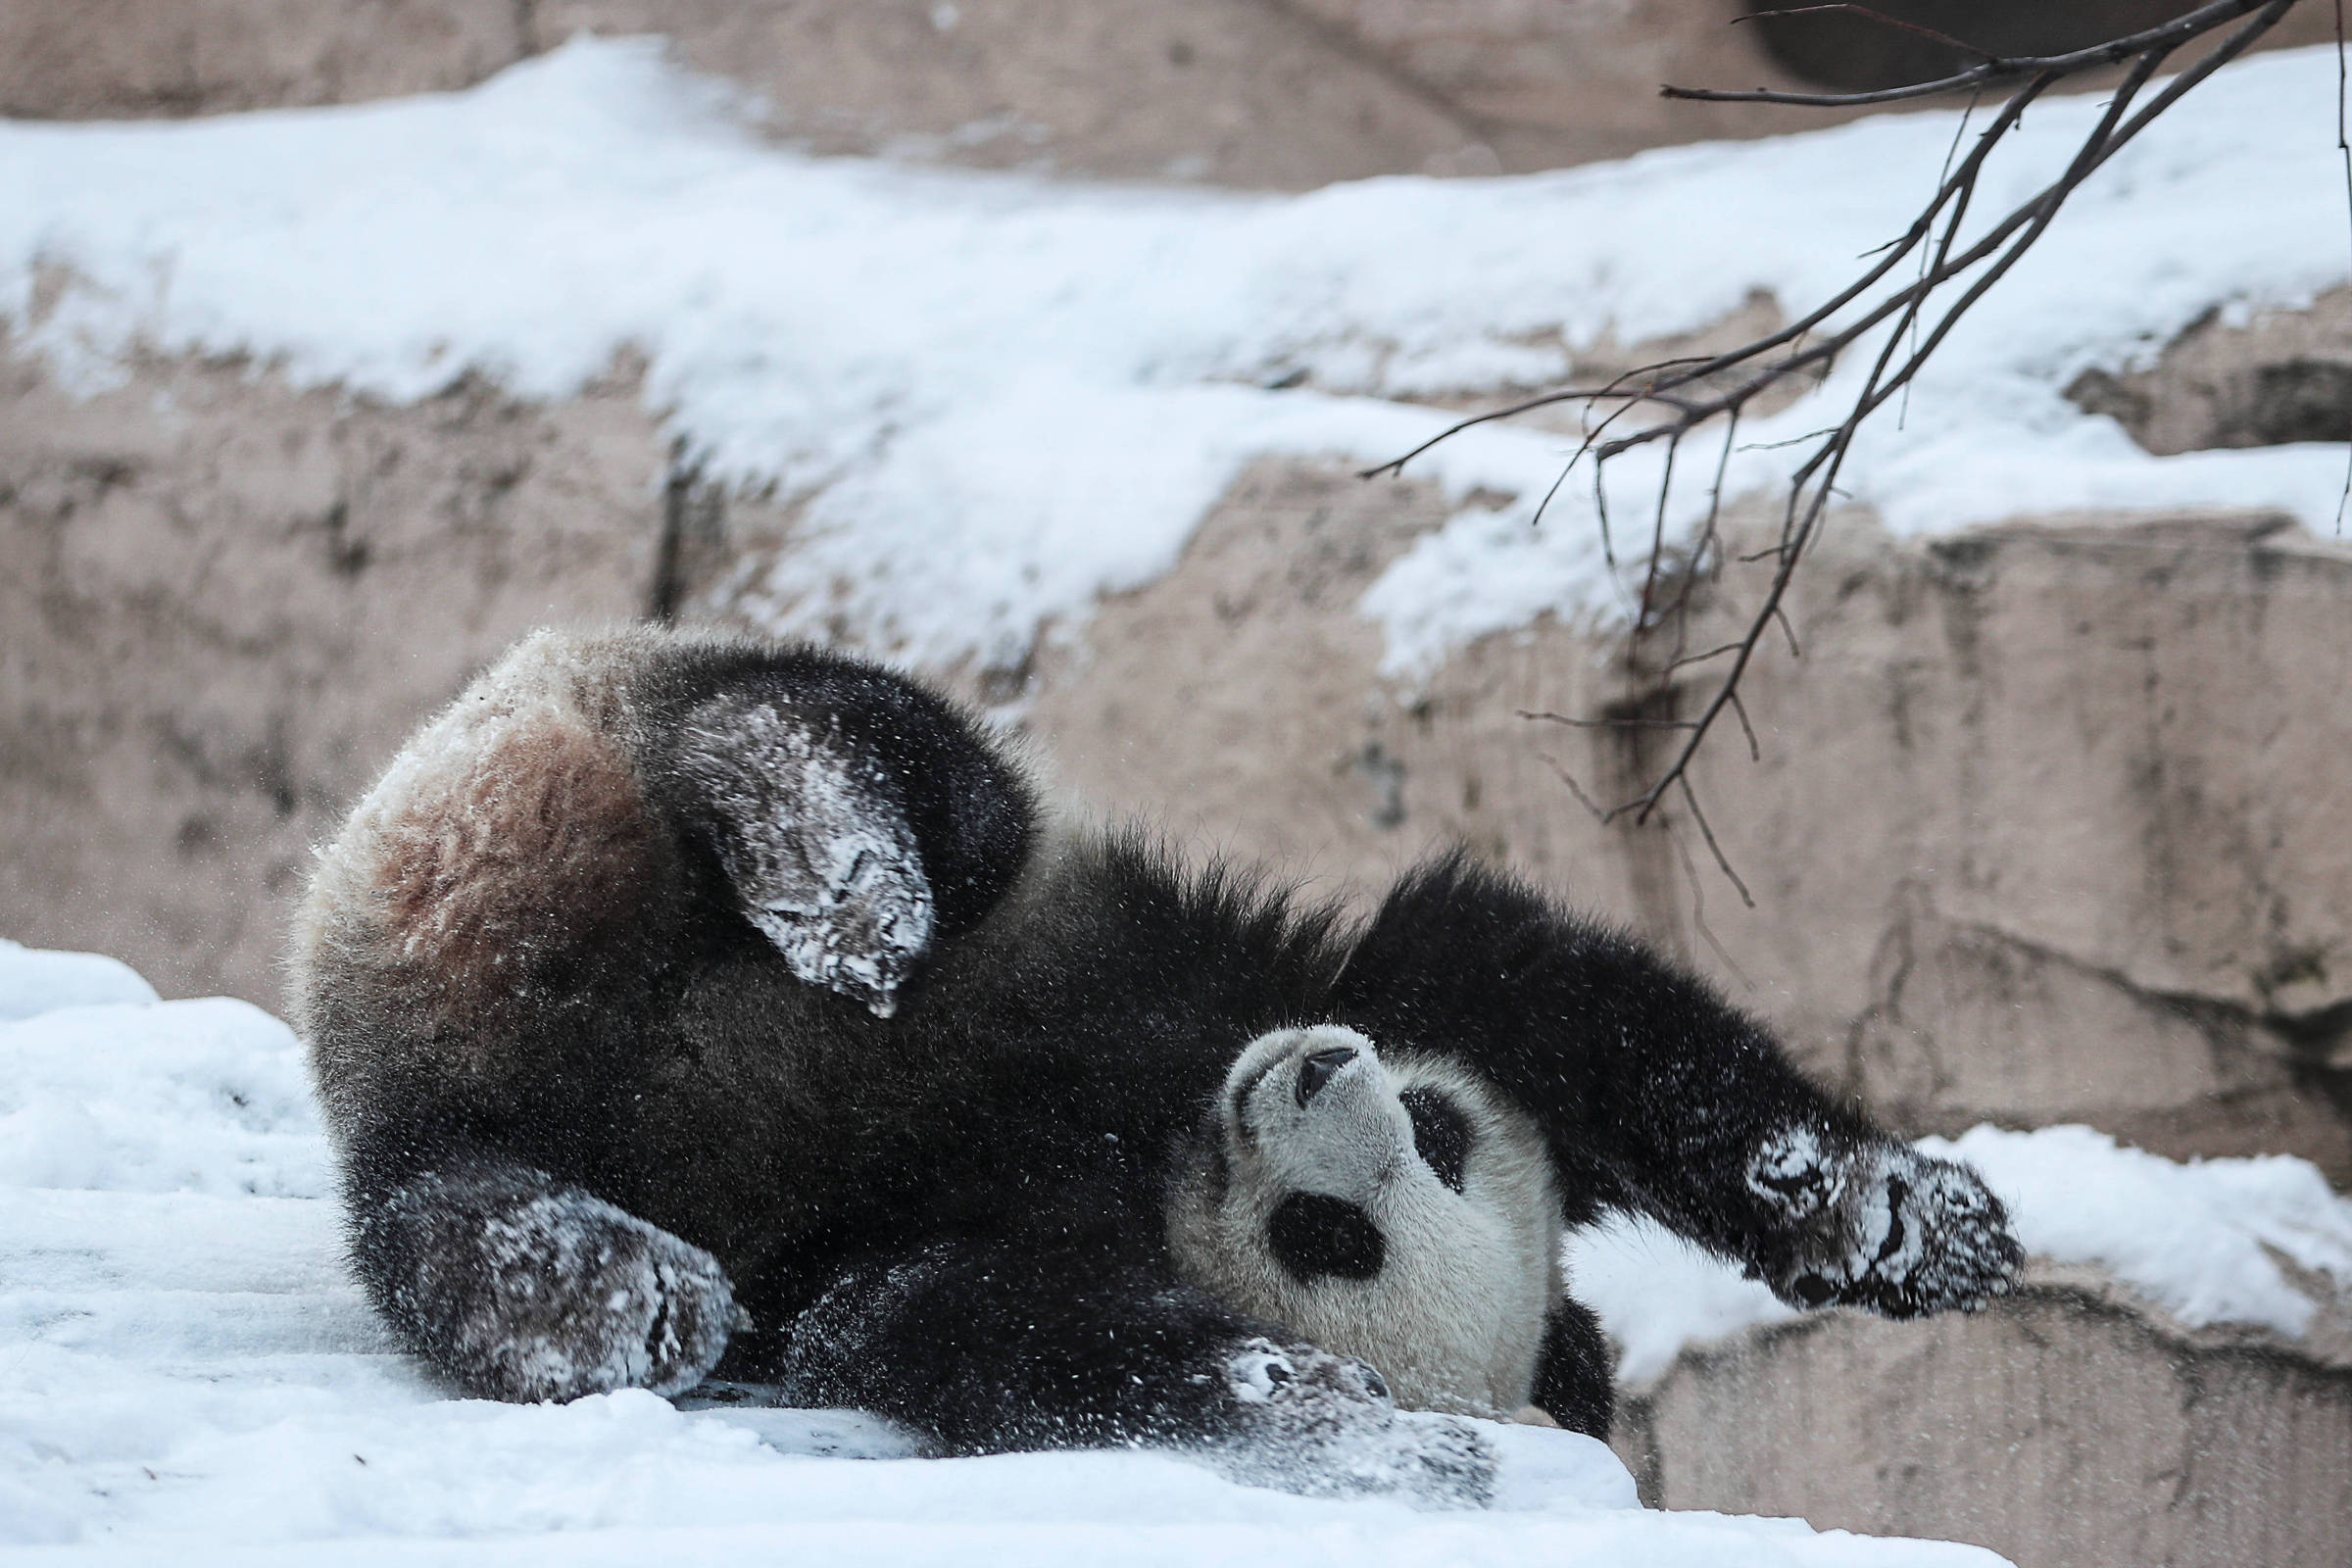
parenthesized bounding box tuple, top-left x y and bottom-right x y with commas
(1167, 1026, 1563, 1419)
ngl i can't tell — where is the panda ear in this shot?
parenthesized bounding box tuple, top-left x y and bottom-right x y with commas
(666, 694, 937, 1016)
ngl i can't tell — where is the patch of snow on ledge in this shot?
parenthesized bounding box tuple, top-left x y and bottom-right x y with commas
(2, 41, 2350, 678)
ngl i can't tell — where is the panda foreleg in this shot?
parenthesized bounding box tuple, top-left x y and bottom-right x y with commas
(344, 1152, 742, 1403)
(1531, 1298, 1614, 1438)
(1337, 853, 2021, 1320)
(772, 1233, 1496, 1504)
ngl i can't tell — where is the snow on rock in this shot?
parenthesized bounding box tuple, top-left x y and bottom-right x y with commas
(0, 937, 158, 1021)
(1569, 1123, 2352, 1387)
(1925, 1123, 2352, 1340)
(0, 950, 2007, 1564)
(3, 40, 2350, 680)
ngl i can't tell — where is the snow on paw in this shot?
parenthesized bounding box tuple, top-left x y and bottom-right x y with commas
(1746, 1129, 2021, 1320)
(459, 1188, 743, 1403)
(1205, 1338, 1494, 1508)
(670, 696, 935, 1017)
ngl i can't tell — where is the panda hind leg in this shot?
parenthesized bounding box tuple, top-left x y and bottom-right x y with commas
(346, 1152, 743, 1403)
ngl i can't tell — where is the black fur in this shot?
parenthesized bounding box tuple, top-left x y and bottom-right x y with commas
(1267, 1193, 1387, 1282)
(1397, 1087, 1469, 1194)
(300, 629, 2018, 1491)
(1531, 1298, 1614, 1438)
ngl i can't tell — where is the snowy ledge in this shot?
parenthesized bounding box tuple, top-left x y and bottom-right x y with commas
(9, 942, 2352, 1559)
(4, 40, 2352, 683)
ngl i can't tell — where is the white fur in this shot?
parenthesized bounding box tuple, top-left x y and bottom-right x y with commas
(1166, 1026, 1561, 1419)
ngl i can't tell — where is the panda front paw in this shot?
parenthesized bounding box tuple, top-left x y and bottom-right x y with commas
(1205, 1339, 1495, 1508)
(1745, 1129, 2021, 1319)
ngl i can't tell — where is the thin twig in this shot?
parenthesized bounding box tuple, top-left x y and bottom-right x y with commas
(2337, 0, 2351, 533)
(1675, 776, 1755, 908)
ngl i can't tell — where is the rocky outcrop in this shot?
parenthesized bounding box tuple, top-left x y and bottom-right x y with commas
(0, 0, 534, 120)
(0, 0, 2121, 188)
(0, 344, 668, 1004)
(2071, 285, 2352, 456)
(1612, 1267, 2352, 1568)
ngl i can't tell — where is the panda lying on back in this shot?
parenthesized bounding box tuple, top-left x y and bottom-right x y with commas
(292, 626, 2019, 1502)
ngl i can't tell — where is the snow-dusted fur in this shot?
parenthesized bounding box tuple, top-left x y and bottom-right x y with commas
(1168, 1028, 1562, 1420)
(291, 626, 2019, 1501)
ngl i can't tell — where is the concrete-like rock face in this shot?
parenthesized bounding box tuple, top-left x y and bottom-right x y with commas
(0, 0, 1881, 185)
(0, 1, 534, 119)
(2071, 286, 2352, 456)
(0, 345, 667, 1004)
(1612, 1273, 2352, 1568)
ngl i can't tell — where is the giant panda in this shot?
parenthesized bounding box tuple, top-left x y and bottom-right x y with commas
(291, 624, 2020, 1502)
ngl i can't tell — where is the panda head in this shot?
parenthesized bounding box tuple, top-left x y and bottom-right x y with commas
(1167, 1024, 1561, 1417)
(1212, 1025, 1471, 1283)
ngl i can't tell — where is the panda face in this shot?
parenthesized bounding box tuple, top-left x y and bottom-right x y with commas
(1218, 1026, 1475, 1283)
(1167, 1024, 1563, 1417)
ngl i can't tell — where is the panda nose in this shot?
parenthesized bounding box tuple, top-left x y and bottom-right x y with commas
(1296, 1046, 1358, 1106)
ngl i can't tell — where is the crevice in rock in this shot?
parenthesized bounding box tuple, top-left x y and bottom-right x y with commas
(651, 446, 725, 624)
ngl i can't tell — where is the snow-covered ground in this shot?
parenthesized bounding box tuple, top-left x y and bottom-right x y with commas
(0, 940, 2015, 1564)
(3, 41, 2350, 679)
(8, 939, 2352, 1559)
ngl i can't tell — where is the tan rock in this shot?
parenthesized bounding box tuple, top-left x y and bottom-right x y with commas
(2071, 284, 2352, 456)
(1612, 1270, 2352, 1568)
(0, 1, 530, 119)
(4, 1, 2340, 190)
(0, 344, 668, 1004)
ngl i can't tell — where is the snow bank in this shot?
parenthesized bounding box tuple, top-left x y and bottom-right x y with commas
(3, 40, 2348, 679)
(0, 937, 157, 1021)
(0, 944, 2003, 1564)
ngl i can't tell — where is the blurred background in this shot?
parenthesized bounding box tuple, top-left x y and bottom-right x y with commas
(4, 4, 2349, 1563)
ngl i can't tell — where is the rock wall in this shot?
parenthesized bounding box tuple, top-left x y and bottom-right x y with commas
(1612, 1271, 2352, 1568)
(0, 0, 2203, 188)
(0, 344, 668, 1003)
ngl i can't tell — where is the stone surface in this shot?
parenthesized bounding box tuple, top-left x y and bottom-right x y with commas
(2071, 285, 2352, 456)
(0, 344, 667, 1004)
(0, 0, 532, 119)
(1611, 1269, 2352, 1568)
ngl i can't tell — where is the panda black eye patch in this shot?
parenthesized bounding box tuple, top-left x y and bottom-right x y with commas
(1399, 1087, 1470, 1193)
(1266, 1192, 1387, 1281)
